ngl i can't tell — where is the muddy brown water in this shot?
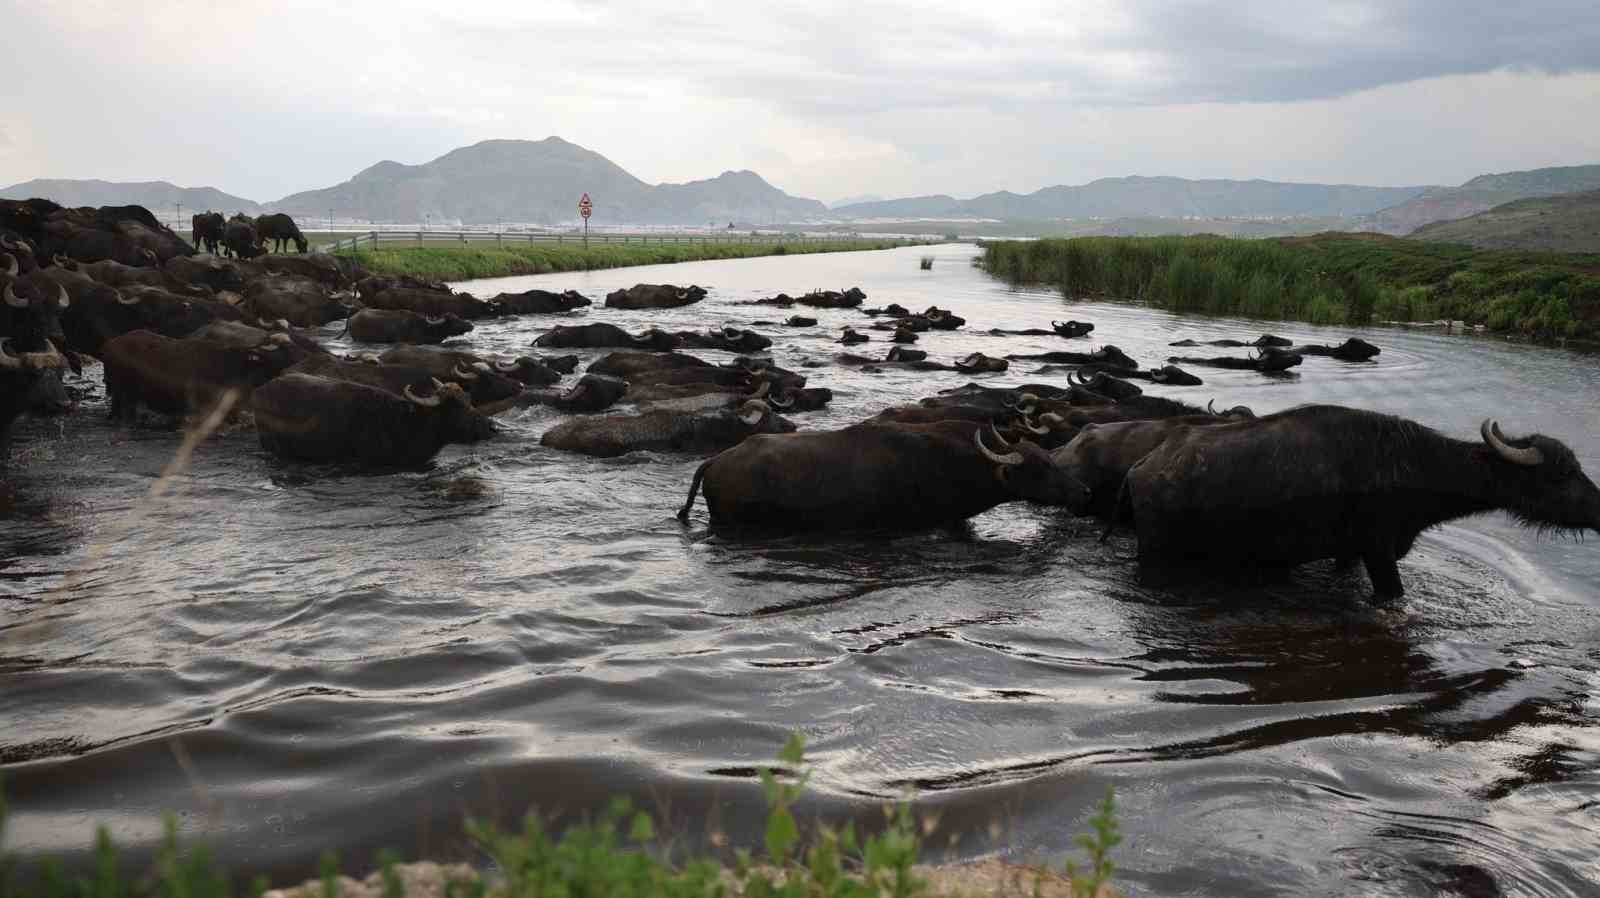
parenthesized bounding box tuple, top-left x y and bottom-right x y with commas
(3, 244, 1598, 897)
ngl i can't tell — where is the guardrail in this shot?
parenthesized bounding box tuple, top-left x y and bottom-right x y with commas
(319, 231, 891, 253)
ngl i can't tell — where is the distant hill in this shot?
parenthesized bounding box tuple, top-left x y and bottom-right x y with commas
(0, 179, 260, 215)
(833, 176, 1431, 221)
(829, 194, 883, 209)
(1363, 164, 1600, 235)
(270, 138, 828, 225)
(1408, 188, 1600, 252)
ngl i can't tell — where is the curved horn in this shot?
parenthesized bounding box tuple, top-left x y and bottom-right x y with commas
(116, 289, 141, 305)
(0, 338, 21, 369)
(471, 361, 492, 374)
(451, 363, 479, 382)
(749, 380, 770, 399)
(494, 359, 521, 372)
(0, 337, 64, 370)
(404, 383, 441, 407)
(0, 254, 16, 277)
(267, 333, 292, 345)
(1020, 416, 1050, 436)
(990, 421, 1015, 448)
(974, 428, 1023, 466)
(0, 234, 20, 252)
(1208, 399, 1219, 415)
(767, 391, 793, 409)
(4, 283, 28, 308)
(1150, 369, 1168, 383)
(425, 314, 447, 325)
(1039, 412, 1065, 427)
(52, 282, 69, 310)
(258, 317, 277, 328)
(1481, 419, 1544, 466)
(737, 400, 770, 427)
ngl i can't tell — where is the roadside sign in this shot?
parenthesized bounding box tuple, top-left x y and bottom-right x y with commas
(579, 194, 592, 220)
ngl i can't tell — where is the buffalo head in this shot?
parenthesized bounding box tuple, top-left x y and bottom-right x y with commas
(1481, 420, 1600, 536)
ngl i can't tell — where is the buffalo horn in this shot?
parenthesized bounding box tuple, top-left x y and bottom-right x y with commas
(0, 338, 20, 369)
(974, 428, 1023, 466)
(471, 361, 492, 374)
(989, 422, 1015, 449)
(737, 400, 769, 427)
(0, 337, 65, 370)
(494, 359, 521, 373)
(1070, 369, 1089, 386)
(1208, 399, 1219, 415)
(1020, 416, 1050, 436)
(451, 363, 479, 382)
(0, 234, 22, 252)
(750, 381, 770, 399)
(3, 284, 28, 308)
(1481, 419, 1544, 466)
(1150, 369, 1168, 383)
(0, 253, 16, 277)
(267, 333, 292, 346)
(425, 314, 447, 325)
(116, 289, 141, 306)
(1039, 412, 1066, 427)
(404, 383, 441, 407)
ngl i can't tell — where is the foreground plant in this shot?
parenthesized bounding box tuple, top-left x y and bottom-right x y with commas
(0, 739, 1121, 898)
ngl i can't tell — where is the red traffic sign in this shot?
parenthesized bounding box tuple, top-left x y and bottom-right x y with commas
(578, 193, 592, 219)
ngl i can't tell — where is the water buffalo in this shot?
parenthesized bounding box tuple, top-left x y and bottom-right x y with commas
(244, 275, 353, 327)
(76, 256, 172, 290)
(873, 315, 930, 333)
(187, 320, 325, 364)
(1051, 364, 1204, 387)
(347, 309, 473, 344)
(374, 346, 528, 401)
(105, 286, 245, 340)
(1008, 345, 1138, 370)
(191, 212, 225, 254)
(862, 303, 909, 317)
(1, 235, 39, 273)
(674, 326, 773, 353)
(165, 254, 245, 293)
(1052, 416, 1242, 517)
(541, 399, 793, 458)
(1167, 346, 1303, 373)
(604, 284, 707, 310)
(490, 288, 592, 315)
(101, 329, 293, 421)
(891, 325, 918, 344)
(258, 254, 348, 289)
(256, 213, 308, 253)
(1, 275, 77, 467)
(223, 214, 265, 260)
(356, 274, 451, 303)
(255, 374, 490, 466)
(922, 307, 965, 330)
(587, 350, 713, 378)
(1169, 334, 1293, 348)
(988, 319, 1094, 338)
(784, 315, 817, 327)
(676, 420, 1088, 529)
(365, 286, 497, 320)
(839, 327, 869, 345)
(886, 346, 927, 363)
(1118, 405, 1600, 601)
(1293, 338, 1381, 361)
(954, 352, 1008, 373)
(796, 287, 866, 309)
(536, 323, 681, 351)
(37, 204, 195, 264)
(485, 374, 629, 415)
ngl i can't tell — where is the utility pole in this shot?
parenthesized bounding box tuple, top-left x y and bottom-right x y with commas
(328, 208, 333, 233)
(176, 201, 182, 231)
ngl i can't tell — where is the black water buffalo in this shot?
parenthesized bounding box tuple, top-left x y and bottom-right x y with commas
(676, 420, 1087, 529)
(258, 253, 348, 289)
(873, 315, 929, 333)
(839, 327, 869, 345)
(1, 235, 39, 273)
(356, 274, 451, 303)
(1168, 346, 1303, 373)
(256, 213, 308, 253)
(954, 352, 1008, 373)
(891, 325, 918, 344)
(1169, 334, 1293, 348)
(76, 257, 171, 290)
(1048, 364, 1204, 387)
(36, 204, 195, 264)
(100, 330, 292, 421)
(1052, 416, 1241, 517)
(490, 288, 592, 315)
(347, 309, 473, 344)
(255, 374, 490, 466)
(106, 286, 245, 339)
(187, 321, 325, 363)
(862, 303, 910, 317)
(1, 274, 77, 467)
(1008, 345, 1138, 370)
(243, 275, 353, 327)
(675, 326, 773, 353)
(541, 399, 793, 458)
(365, 286, 497, 320)
(191, 212, 225, 254)
(536, 323, 680, 351)
(1119, 406, 1600, 601)
(784, 315, 817, 327)
(886, 346, 927, 363)
(375, 346, 528, 401)
(798, 287, 866, 309)
(165, 254, 245, 293)
(586, 349, 712, 378)
(922, 307, 965, 330)
(223, 214, 265, 260)
(1293, 338, 1381, 361)
(604, 283, 707, 310)
(1069, 369, 1144, 402)
(988, 319, 1094, 338)
(486, 374, 629, 415)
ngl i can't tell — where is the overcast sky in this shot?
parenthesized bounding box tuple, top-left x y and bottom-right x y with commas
(3, 1, 1598, 204)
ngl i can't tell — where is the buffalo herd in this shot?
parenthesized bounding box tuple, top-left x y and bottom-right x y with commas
(5, 198, 1597, 603)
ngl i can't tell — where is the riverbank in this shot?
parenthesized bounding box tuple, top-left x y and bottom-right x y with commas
(336, 239, 920, 281)
(980, 233, 1600, 340)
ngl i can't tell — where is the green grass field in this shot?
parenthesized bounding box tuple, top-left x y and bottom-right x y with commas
(981, 233, 1600, 340)
(336, 239, 917, 281)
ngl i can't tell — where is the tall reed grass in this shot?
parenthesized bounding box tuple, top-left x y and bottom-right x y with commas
(981, 234, 1600, 340)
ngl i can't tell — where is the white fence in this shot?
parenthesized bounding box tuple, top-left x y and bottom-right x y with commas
(319, 231, 898, 252)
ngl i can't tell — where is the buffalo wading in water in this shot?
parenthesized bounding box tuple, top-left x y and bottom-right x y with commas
(1167, 346, 1303, 373)
(346, 309, 474, 344)
(535, 323, 681, 351)
(1115, 405, 1600, 601)
(101, 329, 294, 422)
(541, 399, 794, 458)
(604, 283, 707, 310)
(1, 276, 79, 468)
(676, 420, 1089, 530)
(254, 374, 490, 466)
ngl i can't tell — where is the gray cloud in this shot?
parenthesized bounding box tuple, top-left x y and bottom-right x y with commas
(3, 1, 1598, 205)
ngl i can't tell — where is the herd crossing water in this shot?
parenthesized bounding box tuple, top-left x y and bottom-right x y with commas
(2, 244, 1598, 897)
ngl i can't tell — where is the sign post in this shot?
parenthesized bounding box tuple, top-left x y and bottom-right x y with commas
(578, 193, 592, 248)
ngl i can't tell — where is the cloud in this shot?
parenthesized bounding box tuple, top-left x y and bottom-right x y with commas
(2, 1, 1597, 204)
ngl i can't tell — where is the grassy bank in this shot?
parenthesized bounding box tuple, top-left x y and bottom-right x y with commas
(339, 240, 915, 281)
(0, 737, 1123, 898)
(981, 233, 1600, 340)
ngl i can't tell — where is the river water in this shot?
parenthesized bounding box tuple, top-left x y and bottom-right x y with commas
(3, 243, 1598, 897)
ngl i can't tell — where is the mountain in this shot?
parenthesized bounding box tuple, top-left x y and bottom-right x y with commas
(0, 179, 260, 215)
(1408, 188, 1600, 253)
(269, 138, 828, 225)
(829, 194, 883, 208)
(833, 176, 1431, 220)
(1363, 164, 1600, 235)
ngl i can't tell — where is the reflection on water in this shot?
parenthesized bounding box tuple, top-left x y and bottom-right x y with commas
(2, 245, 1598, 897)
